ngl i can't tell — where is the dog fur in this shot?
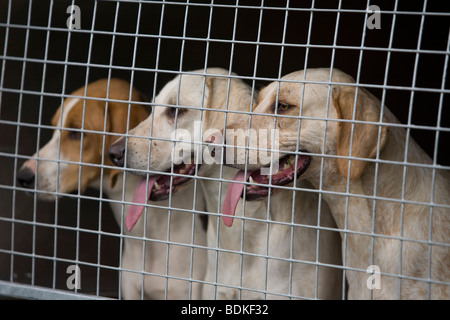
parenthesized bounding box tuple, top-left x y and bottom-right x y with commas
(114, 68, 343, 299)
(223, 68, 450, 299)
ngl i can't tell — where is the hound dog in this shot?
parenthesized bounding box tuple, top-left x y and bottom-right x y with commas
(108, 68, 343, 299)
(16, 78, 207, 299)
(220, 68, 450, 299)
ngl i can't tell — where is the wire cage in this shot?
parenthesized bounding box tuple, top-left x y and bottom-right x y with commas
(0, 0, 449, 300)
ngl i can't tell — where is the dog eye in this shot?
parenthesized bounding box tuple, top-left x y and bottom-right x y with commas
(277, 102, 292, 112)
(68, 130, 82, 140)
(167, 107, 187, 118)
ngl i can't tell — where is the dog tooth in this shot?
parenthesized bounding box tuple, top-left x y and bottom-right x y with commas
(249, 176, 256, 184)
(179, 163, 191, 175)
(154, 182, 161, 190)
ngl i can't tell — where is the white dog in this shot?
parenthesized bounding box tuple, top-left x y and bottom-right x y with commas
(221, 68, 450, 299)
(109, 68, 343, 299)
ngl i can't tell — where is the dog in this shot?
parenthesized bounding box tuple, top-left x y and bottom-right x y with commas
(221, 68, 450, 299)
(16, 78, 207, 299)
(108, 68, 343, 299)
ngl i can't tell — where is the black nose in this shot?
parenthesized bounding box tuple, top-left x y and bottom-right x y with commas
(108, 139, 125, 167)
(17, 166, 35, 189)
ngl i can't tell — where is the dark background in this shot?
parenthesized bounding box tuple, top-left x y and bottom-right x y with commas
(0, 0, 448, 298)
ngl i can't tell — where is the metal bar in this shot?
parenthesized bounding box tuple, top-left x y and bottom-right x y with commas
(0, 281, 112, 300)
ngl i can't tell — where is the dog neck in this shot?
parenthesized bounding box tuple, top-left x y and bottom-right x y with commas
(311, 177, 376, 298)
(90, 172, 142, 230)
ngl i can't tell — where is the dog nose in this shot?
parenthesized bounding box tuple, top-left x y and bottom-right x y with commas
(17, 166, 35, 189)
(108, 140, 125, 167)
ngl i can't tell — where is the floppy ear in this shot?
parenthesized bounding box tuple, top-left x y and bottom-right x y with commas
(202, 76, 250, 132)
(201, 77, 217, 131)
(202, 76, 240, 143)
(107, 91, 150, 135)
(106, 90, 151, 188)
(332, 85, 388, 181)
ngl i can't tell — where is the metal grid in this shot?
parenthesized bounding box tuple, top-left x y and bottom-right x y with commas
(0, 0, 449, 300)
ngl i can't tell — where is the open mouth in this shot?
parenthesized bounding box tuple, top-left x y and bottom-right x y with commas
(126, 159, 198, 231)
(245, 153, 311, 199)
(149, 161, 197, 201)
(222, 151, 311, 227)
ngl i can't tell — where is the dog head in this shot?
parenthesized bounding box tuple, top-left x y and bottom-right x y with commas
(107, 68, 256, 230)
(16, 78, 150, 200)
(108, 68, 256, 201)
(221, 68, 388, 200)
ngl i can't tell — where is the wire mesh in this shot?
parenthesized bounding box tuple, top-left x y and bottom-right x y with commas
(0, 0, 449, 300)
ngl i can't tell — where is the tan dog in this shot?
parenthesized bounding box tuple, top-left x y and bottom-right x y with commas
(222, 68, 450, 299)
(109, 68, 343, 299)
(16, 78, 207, 299)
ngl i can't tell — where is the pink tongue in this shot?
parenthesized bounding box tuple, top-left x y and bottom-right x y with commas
(126, 176, 159, 231)
(222, 170, 252, 227)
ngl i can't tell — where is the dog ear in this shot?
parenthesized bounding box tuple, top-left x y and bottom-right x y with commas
(201, 77, 216, 130)
(107, 89, 150, 135)
(104, 107, 121, 189)
(202, 76, 242, 140)
(106, 88, 151, 188)
(332, 85, 388, 181)
(202, 76, 255, 133)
